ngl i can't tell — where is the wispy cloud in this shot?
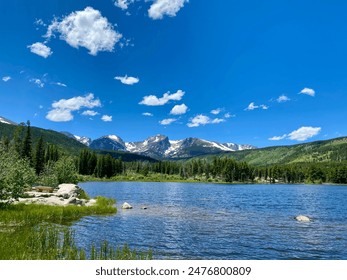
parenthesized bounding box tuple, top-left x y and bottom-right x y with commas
(245, 102, 268, 111)
(2, 76, 11, 82)
(45, 7, 122, 56)
(30, 78, 45, 88)
(115, 75, 139, 85)
(170, 104, 188, 115)
(159, 118, 177, 125)
(53, 82, 67, 87)
(139, 90, 185, 106)
(211, 108, 222, 115)
(299, 87, 315, 97)
(28, 42, 53, 58)
(277, 95, 290, 103)
(269, 126, 321, 141)
(148, 0, 189, 20)
(46, 93, 101, 122)
(187, 114, 225, 128)
(101, 115, 113, 122)
(142, 112, 153, 117)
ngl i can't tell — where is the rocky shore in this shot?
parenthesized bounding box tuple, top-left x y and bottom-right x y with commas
(16, 184, 97, 207)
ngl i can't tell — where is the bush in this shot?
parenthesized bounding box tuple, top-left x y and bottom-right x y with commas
(0, 147, 36, 202)
(54, 156, 78, 184)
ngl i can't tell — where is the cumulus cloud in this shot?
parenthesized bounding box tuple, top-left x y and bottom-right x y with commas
(82, 110, 99, 116)
(269, 126, 321, 141)
(45, 7, 122, 56)
(101, 115, 113, 122)
(30, 78, 45, 88)
(46, 93, 101, 122)
(187, 114, 225, 128)
(277, 95, 290, 103)
(115, 75, 139, 85)
(28, 42, 53, 58)
(2, 76, 11, 82)
(170, 104, 188, 115)
(148, 0, 189, 20)
(142, 112, 153, 117)
(224, 113, 235, 118)
(159, 118, 177, 125)
(299, 88, 315, 97)
(245, 102, 268, 111)
(139, 89, 185, 106)
(114, 0, 134, 10)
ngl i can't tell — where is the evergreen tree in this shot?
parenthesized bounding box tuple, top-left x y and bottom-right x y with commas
(34, 136, 45, 175)
(21, 120, 33, 164)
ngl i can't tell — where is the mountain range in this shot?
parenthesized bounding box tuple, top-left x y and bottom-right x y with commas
(66, 133, 255, 160)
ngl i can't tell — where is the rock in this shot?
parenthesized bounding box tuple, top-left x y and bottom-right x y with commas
(85, 199, 97, 207)
(295, 215, 311, 222)
(122, 202, 133, 209)
(55, 184, 80, 199)
(141, 206, 148, 210)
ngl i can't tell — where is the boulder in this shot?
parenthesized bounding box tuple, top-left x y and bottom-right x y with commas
(295, 215, 311, 222)
(55, 184, 80, 199)
(122, 202, 133, 209)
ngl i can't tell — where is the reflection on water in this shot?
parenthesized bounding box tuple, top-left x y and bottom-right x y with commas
(73, 182, 347, 259)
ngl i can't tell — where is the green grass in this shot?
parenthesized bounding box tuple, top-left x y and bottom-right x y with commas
(0, 197, 152, 260)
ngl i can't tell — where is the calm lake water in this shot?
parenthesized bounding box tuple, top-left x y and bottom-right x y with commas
(74, 182, 347, 260)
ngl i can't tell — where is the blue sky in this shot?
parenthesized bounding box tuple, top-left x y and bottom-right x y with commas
(1, 0, 347, 147)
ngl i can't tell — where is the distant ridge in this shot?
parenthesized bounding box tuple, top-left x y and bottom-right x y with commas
(0, 116, 17, 126)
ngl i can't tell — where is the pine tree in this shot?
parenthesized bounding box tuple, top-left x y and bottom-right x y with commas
(21, 120, 33, 164)
(34, 136, 45, 175)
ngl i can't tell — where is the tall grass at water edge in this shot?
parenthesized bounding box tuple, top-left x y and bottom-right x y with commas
(0, 197, 152, 260)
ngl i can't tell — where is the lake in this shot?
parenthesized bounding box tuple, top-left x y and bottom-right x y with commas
(74, 182, 347, 259)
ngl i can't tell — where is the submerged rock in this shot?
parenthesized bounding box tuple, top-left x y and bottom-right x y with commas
(122, 202, 133, 209)
(295, 215, 311, 222)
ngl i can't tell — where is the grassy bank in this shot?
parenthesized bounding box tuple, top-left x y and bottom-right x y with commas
(0, 196, 152, 260)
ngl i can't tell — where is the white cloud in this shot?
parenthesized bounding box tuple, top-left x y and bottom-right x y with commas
(148, 0, 189, 20)
(211, 118, 225, 124)
(269, 126, 321, 141)
(187, 114, 225, 128)
(268, 135, 287, 141)
(211, 108, 222, 115)
(30, 78, 44, 88)
(114, 0, 134, 10)
(277, 95, 290, 103)
(170, 104, 188, 115)
(101, 115, 113, 122)
(45, 7, 122, 56)
(54, 82, 67, 87)
(28, 42, 53, 58)
(46, 93, 101, 122)
(139, 89, 185, 106)
(159, 118, 176, 125)
(245, 102, 268, 111)
(142, 112, 153, 117)
(224, 113, 235, 118)
(299, 88, 315, 97)
(82, 110, 99, 116)
(115, 75, 139, 85)
(2, 76, 11, 82)
(46, 109, 73, 122)
(288, 126, 321, 141)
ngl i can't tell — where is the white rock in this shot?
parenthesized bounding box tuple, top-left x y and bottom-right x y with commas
(295, 215, 311, 222)
(55, 184, 80, 199)
(122, 202, 133, 209)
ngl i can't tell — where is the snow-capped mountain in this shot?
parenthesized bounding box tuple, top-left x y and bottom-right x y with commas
(90, 135, 126, 151)
(89, 134, 255, 159)
(0, 116, 17, 126)
(61, 132, 92, 146)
